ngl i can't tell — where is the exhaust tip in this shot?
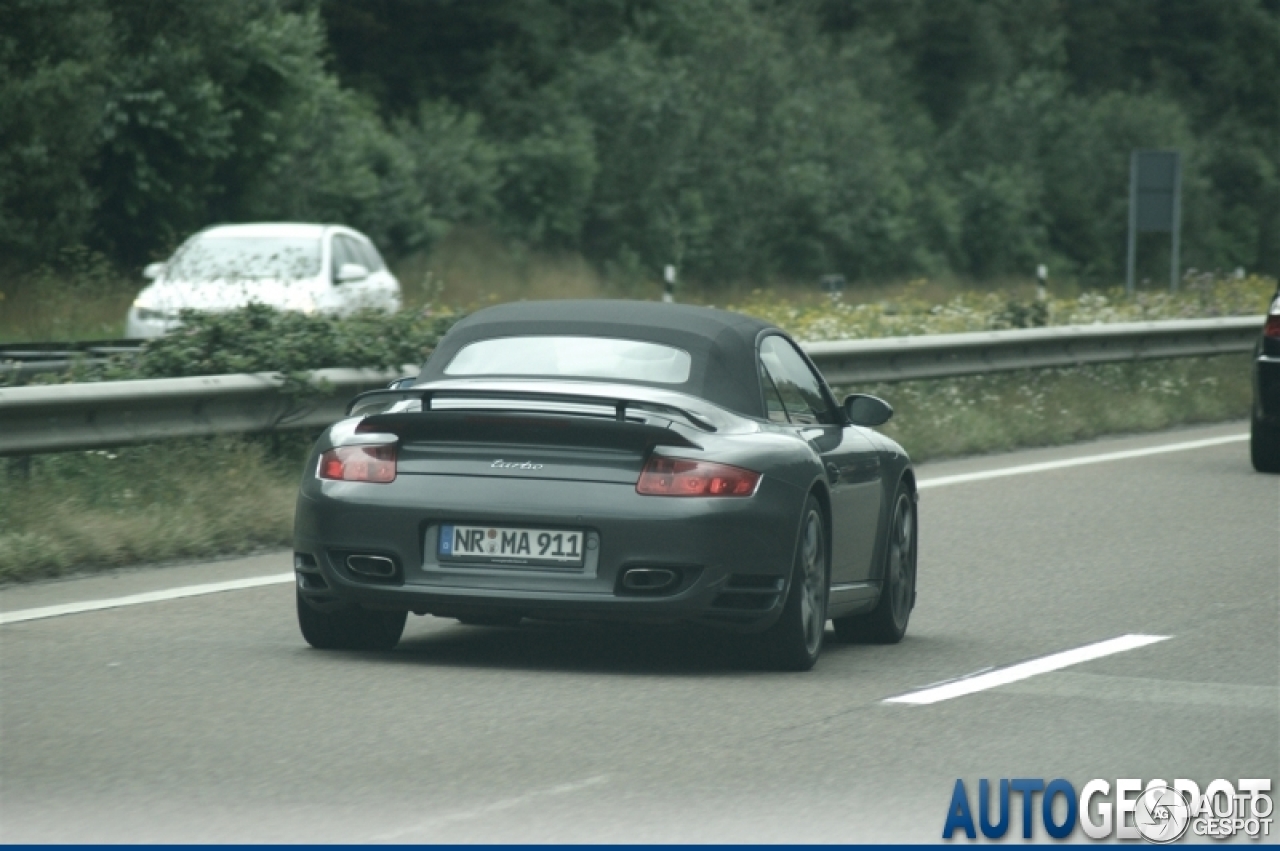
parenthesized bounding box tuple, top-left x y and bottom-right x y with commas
(620, 567, 679, 593)
(346, 554, 397, 578)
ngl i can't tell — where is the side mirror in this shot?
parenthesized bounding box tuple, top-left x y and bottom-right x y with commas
(386, 376, 417, 390)
(143, 262, 166, 280)
(843, 393, 893, 427)
(336, 262, 369, 283)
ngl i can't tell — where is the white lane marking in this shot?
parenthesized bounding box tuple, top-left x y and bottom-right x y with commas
(884, 634, 1171, 705)
(917, 433, 1246, 490)
(0, 573, 294, 625)
(917, 666, 994, 690)
(370, 775, 610, 841)
(0, 432, 1245, 626)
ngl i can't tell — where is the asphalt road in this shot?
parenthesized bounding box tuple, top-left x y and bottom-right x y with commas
(2, 422, 1276, 843)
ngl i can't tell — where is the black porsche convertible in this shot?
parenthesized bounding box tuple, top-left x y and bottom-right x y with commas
(293, 300, 917, 670)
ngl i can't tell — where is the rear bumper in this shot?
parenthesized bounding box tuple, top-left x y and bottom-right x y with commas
(1254, 355, 1280, 422)
(293, 473, 805, 631)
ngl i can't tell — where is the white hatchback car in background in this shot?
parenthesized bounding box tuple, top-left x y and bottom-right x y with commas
(126, 223, 401, 338)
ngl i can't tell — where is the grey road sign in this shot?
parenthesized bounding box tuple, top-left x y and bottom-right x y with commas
(1126, 150, 1183, 295)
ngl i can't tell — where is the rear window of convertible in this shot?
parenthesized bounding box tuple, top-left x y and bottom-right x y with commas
(444, 336, 693, 384)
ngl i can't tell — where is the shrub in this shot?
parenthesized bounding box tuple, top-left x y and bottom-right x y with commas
(56, 303, 465, 384)
(725, 273, 1275, 342)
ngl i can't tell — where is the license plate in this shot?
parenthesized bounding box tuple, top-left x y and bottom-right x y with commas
(438, 524, 585, 567)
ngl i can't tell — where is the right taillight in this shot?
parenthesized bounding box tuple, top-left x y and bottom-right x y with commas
(636, 456, 761, 497)
(1265, 296, 1280, 338)
(318, 445, 397, 483)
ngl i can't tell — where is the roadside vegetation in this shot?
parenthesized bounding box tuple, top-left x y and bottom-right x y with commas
(860, 356, 1251, 461)
(5, 267, 1274, 375)
(0, 437, 306, 583)
(725, 273, 1275, 340)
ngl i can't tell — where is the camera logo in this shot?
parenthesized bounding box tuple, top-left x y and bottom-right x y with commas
(1134, 783, 1191, 843)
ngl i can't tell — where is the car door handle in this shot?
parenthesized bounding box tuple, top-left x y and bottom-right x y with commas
(826, 462, 840, 483)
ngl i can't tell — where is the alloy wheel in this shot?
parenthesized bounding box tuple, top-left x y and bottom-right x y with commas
(798, 509, 826, 654)
(887, 494, 915, 627)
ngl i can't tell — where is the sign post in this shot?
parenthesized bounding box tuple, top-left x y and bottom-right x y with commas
(1126, 150, 1183, 295)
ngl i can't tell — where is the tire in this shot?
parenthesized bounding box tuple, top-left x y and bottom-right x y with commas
(296, 589, 407, 650)
(1251, 414, 1280, 473)
(756, 496, 828, 672)
(834, 483, 916, 644)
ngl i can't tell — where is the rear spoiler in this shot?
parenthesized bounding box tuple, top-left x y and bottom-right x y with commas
(345, 386, 719, 433)
(356, 408, 704, 452)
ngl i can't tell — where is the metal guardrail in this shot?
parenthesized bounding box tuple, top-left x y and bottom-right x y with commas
(0, 369, 403, 456)
(0, 317, 1261, 456)
(0, 338, 143, 358)
(0, 339, 145, 381)
(807, 316, 1261, 385)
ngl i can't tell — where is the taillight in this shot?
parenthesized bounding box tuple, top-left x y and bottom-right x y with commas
(636, 456, 761, 497)
(1265, 296, 1280, 338)
(318, 445, 397, 483)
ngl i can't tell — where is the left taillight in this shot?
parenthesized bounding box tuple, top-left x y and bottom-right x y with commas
(636, 456, 761, 497)
(318, 444, 397, 483)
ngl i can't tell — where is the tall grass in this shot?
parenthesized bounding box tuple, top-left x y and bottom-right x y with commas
(0, 250, 138, 343)
(860, 355, 1252, 462)
(394, 228, 1098, 311)
(396, 227, 620, 308)
(3, 231, 1271, 344)
(0, 437, 305, 583)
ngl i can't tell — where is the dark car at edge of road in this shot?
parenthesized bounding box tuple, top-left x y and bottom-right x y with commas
(291, 300, 917, 671)
(1252, 282, 1280, 473)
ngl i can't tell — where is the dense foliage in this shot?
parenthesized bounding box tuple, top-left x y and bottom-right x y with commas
(127, 304, 455, 377)
(50, 302, 461, 384)
(3, 0, 1277, 285)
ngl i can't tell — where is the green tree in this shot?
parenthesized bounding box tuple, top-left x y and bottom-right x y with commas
(0, 0, 113, 264)
(6, 0, 1280, 284)
(91, 2, 351, 263)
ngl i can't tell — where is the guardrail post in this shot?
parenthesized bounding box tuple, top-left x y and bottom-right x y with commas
(1126, 151, 1139, 296)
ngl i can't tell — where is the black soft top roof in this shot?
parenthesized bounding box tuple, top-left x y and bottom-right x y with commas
(418, 300, 783, 418)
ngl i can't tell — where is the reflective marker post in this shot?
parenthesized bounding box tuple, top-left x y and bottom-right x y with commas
(1126, 150, 1183, 295)
(663, 264, 676, 303)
